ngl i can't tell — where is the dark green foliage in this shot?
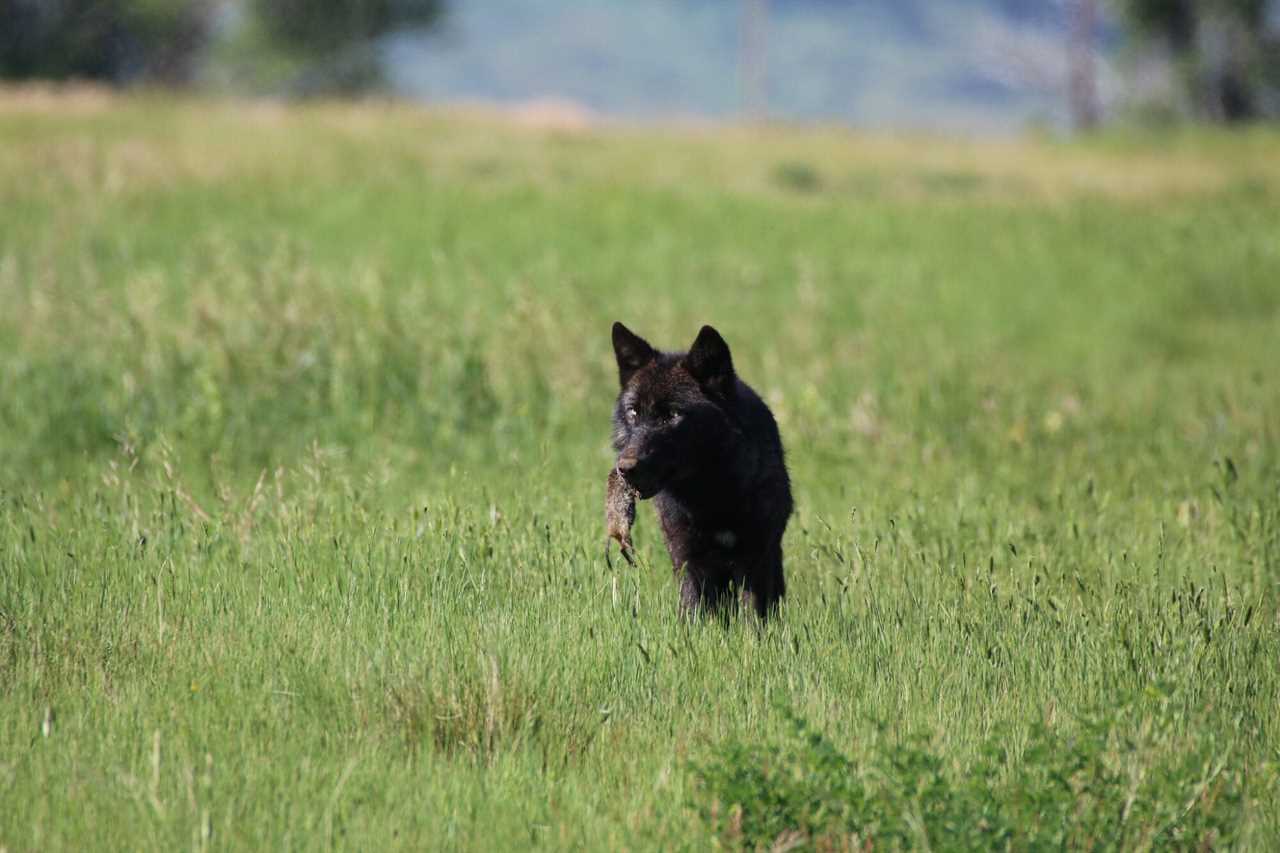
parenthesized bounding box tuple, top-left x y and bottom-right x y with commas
(693, 698, 1258, 850)
(771, 161, 824, 193)
(1115, 0, 1280, 121)
(0, 0, 210, 84)
(238, 0, 444, 94)
(0, 0, 445, 94)
(252, 0, 443, 56)
(1124, 0, 1199, 49)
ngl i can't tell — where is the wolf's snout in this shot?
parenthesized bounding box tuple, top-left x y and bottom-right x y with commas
(616, 452, 660, 497)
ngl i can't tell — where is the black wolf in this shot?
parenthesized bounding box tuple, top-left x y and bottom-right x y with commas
(605, 322, 792, 620)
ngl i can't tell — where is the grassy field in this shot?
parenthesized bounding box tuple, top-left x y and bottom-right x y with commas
(2, 89, 1279, 849)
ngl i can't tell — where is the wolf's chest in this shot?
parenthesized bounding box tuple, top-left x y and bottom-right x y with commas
(713, 530, 737, 549)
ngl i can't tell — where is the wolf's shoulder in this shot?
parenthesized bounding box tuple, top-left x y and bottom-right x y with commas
(730, 378, 782, 445)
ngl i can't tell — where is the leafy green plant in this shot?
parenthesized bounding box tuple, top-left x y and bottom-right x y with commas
(692, 696, 1261, 850)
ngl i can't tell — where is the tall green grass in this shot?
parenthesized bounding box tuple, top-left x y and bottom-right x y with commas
(2, 92, 1279, 849)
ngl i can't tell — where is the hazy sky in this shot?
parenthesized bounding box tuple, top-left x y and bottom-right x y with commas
(384, 1, 1086, 132)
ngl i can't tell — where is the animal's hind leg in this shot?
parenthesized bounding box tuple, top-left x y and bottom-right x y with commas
(741, 582, 778, 621)
(742, 543, 786, 621)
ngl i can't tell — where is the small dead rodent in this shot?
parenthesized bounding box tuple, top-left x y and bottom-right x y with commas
(605, 467, 638, 567)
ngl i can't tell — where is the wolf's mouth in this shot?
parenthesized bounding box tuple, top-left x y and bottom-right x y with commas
(617, 464, 667, 500)
(621, 472, 661, 499)
(632, 482, 661, 500)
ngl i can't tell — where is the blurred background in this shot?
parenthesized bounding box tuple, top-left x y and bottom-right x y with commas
(3, 0, 1279, 132)
(3, 8, 1280, 847)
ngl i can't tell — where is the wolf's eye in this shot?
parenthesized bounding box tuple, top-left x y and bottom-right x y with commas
(667, 410, 683, 425)
(625, 407, 638, 422)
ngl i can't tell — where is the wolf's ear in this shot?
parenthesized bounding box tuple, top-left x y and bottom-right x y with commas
(612, 322, 657, 387)
(686, 325, 735, 397)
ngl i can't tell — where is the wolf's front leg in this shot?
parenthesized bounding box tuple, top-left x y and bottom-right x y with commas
(676, 565, 735, 621)
(741, 540, 785, 621)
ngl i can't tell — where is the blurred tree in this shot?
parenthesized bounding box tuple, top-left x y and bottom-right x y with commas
(1115, 0, 1279, 120)
(1067, 0, 1102, 129)
(0, 0, 212, 85)
(242, 0, 445, 94)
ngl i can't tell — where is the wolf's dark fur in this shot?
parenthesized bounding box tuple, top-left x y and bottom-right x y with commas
(608, 322, 792, 620)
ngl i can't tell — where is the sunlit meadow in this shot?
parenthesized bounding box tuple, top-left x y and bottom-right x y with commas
(2, 90, 1279, 849)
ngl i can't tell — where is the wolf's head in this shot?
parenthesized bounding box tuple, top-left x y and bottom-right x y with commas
(610, 322, 738, 498)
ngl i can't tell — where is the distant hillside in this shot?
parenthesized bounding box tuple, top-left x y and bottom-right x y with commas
(383, 0, 1109, 131)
